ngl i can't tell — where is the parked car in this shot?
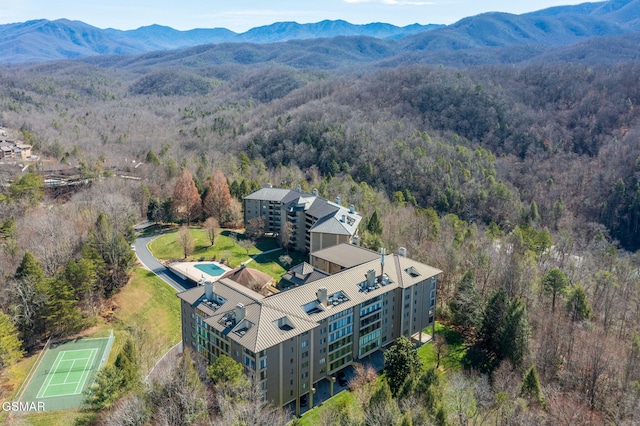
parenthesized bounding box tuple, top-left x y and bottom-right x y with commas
(337, 371, 348, 387)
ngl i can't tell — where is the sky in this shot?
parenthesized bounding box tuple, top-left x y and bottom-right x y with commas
(0, 0, 597, 32)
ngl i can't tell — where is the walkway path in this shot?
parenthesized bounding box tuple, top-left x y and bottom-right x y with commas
(134, 234, 193, 292)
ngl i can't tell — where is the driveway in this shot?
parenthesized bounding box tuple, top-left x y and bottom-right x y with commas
(134, 233, 195, 293)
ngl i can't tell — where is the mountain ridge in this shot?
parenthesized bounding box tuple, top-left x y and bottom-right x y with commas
(2, 0, 640, 65)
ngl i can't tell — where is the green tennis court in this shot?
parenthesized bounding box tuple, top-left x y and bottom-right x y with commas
(36, 348, 98, 398)
(17, 333, 114, 411)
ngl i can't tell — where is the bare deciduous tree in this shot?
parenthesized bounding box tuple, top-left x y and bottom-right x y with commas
(178, 226, 195, 259)
(203, 217, 219, 247)
(348, 362, 378, 410)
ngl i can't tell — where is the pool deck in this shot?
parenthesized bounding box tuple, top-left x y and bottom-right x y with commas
(167, 261, 233, 284)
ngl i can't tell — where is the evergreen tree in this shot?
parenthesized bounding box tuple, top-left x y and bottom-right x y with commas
(449, 271, 481, 329)
(497, 297, 529, 368)
(383, 336, 422, 396)
(0, 310, 24, 369)
(566, 284, 592, 322)
(15, 251, 45, 283)
(367, 209, 383, 235)
(479, 288, 508, 351)
(84, 365, 125, 411)
(520, 364, 545, 407)
(208, 354, 247, 388)
(114, 340, 139, 391)
(46, 276, 85, 335)
(541, 268, 568, 313)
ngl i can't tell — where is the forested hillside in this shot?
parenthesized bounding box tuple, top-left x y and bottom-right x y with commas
(1, 42, 640, 423)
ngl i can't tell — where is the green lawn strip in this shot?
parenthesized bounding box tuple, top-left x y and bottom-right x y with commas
(418, 322, 467, 372)
(149, 229, 262, 262)
(110, 268, 181, 372)
(9, 409, 96, 426)
(298, 389, 360, 425)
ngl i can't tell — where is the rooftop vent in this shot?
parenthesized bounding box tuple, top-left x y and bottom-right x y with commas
(205, 281, 214, 300)
(366, 269, 376, 288)
(313, 189, 318, 196)
(352, 235, 360, 246)
(317, 287, 328, 307)
(266, 183, 273, 188)
(235, 303, 246, 323)
(335, 196, 341, 205)
(398, 247, 407, 257)
(349, 204, 355, 214)
(296, 185, 302, 192)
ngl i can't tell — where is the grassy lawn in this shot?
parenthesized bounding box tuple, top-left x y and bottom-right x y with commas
(418, 322, 467, 372)
(109, 268, 182, 373)
(3, 268, 181, 425)
(149, 228, 307, 281)
(150, 229, 264, 262)
(298, 389, 359, 426)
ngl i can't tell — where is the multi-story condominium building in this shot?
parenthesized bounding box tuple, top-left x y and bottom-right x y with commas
(0, 140, 32, 160)
(244, 185, 361, 253)
(178, 243, 440, 415)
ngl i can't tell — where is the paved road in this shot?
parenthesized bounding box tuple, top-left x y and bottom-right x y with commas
(134, 234, 195, 292)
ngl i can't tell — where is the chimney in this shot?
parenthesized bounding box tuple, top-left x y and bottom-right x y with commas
(380, 248, 386, 278)
(398, 247, 407, 257)
(266, 183, 273, 188)
(235, 303, 246, 323)
(317, 287, 328, 306)
(313, 189, 318, 196)
(335, 196, 341, 205)
(349, 204, 355, 214)
(352, 235, 360, 246)
(366, 269, 375, 287)
(205, 281, 214, 300)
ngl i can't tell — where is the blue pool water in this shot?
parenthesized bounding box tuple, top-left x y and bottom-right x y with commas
(194, 263, 225, 277)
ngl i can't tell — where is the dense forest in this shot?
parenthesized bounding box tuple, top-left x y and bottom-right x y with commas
(1, 55, 640, 424)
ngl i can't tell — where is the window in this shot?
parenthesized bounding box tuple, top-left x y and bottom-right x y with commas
(301, 341, 308, 348)
(259, 359, 267, 369)
(319, 358, 325, 365)
(302, 351, 309, 358)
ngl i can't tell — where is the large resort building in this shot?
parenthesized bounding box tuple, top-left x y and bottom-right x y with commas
(244, 185, 362, 253)
(178, 243, 441, 415)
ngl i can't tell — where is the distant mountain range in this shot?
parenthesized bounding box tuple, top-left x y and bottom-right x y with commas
(1, 0, 640, 65)
(0, 19, 441, 63)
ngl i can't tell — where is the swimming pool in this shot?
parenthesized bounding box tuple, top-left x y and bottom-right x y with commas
(194, 263, 226, 277)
